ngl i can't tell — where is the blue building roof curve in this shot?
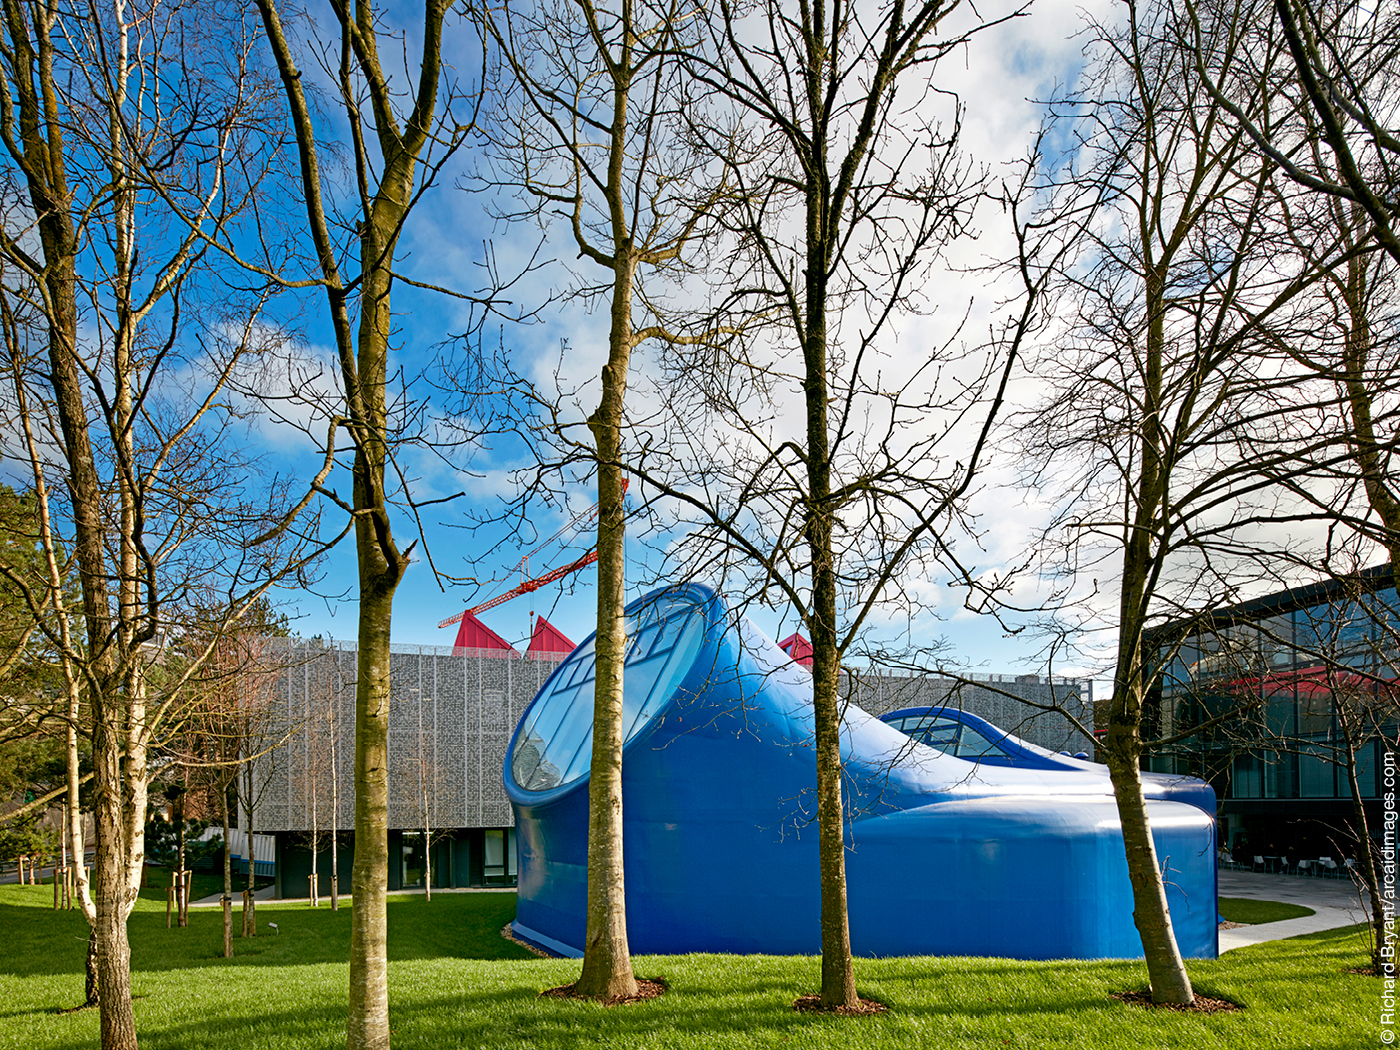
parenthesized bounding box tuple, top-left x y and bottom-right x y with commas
(505, 583, 1218, 961)
(878, 705, 1218, 816)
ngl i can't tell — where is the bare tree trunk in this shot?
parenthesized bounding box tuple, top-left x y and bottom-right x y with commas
(175, 791, 187, 927)
(1102, 713, 1193, 1003)
(85, 930, 99, 1008)
(92, 713, 138, 1050)
(243, 766, 256, 938)
(802, 258, 857, 1008)
(574, 251, 640, 1001)
(331, 708, 340, 911)
(1106, 485, 1194, 1005)
(349, 587, 393, 1049)
(311, 779, 320, 907)
(1339, 734, 1388, 971)
(220, 785, 232, 958)
(66, 683, 98, 1004)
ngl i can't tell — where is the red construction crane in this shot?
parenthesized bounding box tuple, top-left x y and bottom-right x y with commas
(438, 481, 628, 630)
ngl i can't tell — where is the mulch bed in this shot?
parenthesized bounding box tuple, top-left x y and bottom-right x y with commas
(1217, 920, 1248, 930)
(1111, 989, 1241, 1014)
(1346, 964, 1388, 977)
(540, 978, 667, 1006)
(792, 993, 887, 1016)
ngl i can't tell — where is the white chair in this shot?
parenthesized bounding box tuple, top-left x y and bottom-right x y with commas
(1297, 859, 1313, 877)
(1318, 856, 1338, 877)
(1253, 855, 1266, 872)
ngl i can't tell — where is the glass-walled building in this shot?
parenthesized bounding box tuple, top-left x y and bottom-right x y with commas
(1148, 565, 1399, 864)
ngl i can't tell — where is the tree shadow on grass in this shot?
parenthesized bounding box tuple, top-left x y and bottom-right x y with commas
(29, 980, 1374, 1050)
(13, 941, 1375, 1050)
(38, 982, 897, 1050)
(0, 892, 535, 978)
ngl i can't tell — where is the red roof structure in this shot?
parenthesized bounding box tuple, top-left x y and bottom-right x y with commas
(777, 632, 814, 668)
(527, 616, 576, 656)
(452, 611, 516, 656)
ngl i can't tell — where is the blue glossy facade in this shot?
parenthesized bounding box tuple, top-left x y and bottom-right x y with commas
(506, 584, 1218, 960)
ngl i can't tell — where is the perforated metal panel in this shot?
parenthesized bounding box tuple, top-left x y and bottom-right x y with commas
(252, 641, 567, 833)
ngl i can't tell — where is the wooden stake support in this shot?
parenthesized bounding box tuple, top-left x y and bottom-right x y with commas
(222, 896, 232, 958)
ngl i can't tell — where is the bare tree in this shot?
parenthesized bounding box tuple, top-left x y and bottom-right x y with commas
(1189, 0, 1400, 265)
(1246, 187, 1400, 580)
(1182, 0, 1400, 579)
(1015, 0, 1360, 1005)
(587, 0, 1057, 1012)
(0, 0, 320, 1047)
(396, 683, 446, 901)
(1299, 593, 1399, 975)
(468, 0, 729, 1000)
(177, 642, 245, 957)
(290, 645, 337, 907)
(248, 1, 475, 1044)
(0, 1, 317, 1045)
(1157, 569, 1399, 972)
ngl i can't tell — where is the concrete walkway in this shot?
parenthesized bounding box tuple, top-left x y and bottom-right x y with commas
(1217, 869, 1373, 952)
(190, 885, 279, 907)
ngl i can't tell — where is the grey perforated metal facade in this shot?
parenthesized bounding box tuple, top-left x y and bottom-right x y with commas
(251, 642, 567, 835)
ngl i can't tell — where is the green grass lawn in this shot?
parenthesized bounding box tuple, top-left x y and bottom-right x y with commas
(0, 884, 1371, 1050)
(1218, 897, 1316, 925)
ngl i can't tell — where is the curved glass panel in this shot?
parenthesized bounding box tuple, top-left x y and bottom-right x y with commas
(887, 713, 1012, 760)
(511, 590, 708, 793)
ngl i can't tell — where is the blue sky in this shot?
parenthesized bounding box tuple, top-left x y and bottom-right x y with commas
(263, 0, 1120, 682)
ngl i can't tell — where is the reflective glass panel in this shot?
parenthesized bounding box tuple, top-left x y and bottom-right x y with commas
(510, 591, 708, 792)
(1231, 753, 1261, 798)
(1298, 743, 1336, 797)
(951, 726, 1005, 759)
(1357, 740, 1379, 798)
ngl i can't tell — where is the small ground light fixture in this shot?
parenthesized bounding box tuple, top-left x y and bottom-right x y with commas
(268, 922, 279, 935)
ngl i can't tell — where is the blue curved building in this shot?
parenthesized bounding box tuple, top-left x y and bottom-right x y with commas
(879, 706, 1218, 816)
(506, 584, 1218, 960)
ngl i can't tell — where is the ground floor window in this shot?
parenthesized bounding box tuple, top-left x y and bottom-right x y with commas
(483, 828, 516, 885)
(401, 831, 426, 888)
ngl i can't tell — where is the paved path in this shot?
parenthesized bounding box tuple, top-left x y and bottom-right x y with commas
(190, 885, 279, 907)
(1218, 869, 1373, 952)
